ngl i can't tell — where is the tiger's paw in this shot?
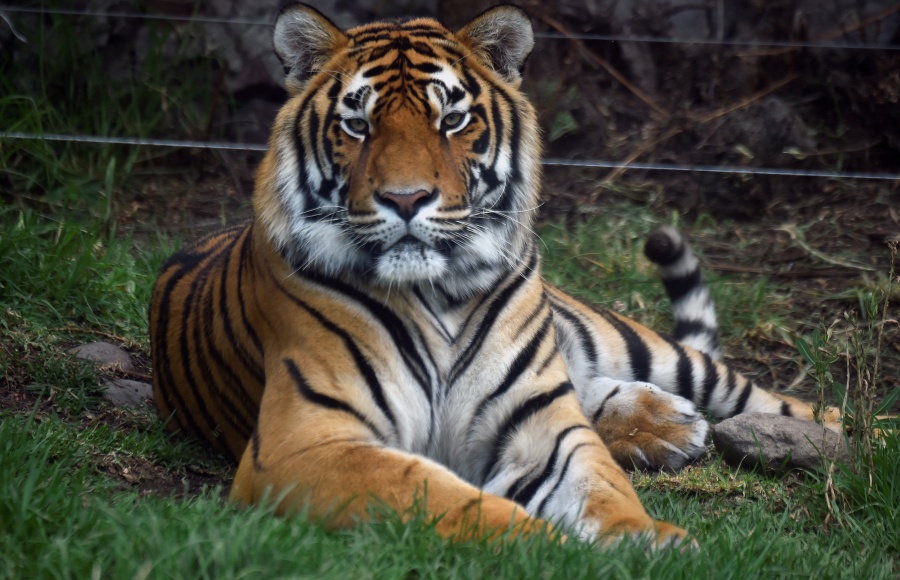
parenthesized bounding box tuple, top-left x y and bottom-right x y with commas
(643, 520, 697, 552)
(595, 383, 708, 471)
(597, 517, 696, 552)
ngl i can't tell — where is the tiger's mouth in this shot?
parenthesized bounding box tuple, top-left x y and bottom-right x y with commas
(372, 240, 449, 284)
(360, 232, 456, 258)
(367, 234, 457, 284)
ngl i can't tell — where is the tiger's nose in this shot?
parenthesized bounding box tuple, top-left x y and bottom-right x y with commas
(375, 189, 436, 221)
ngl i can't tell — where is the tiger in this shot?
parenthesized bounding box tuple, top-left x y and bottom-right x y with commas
(149, 3, 841, 547)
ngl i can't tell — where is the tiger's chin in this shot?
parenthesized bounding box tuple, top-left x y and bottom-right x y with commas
(373, 243, 449, 286)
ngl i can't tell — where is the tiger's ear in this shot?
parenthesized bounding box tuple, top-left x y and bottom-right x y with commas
(456, 5, 534, 87)
(273, 2, 348, 95)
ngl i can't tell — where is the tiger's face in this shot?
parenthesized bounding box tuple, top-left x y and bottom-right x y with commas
(255, 4, 540, 296)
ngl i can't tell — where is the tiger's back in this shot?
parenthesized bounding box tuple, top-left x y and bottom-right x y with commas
(151, 223, 264, 459)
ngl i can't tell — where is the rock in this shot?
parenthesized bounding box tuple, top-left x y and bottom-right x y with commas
(68, 342, 135, 373)
(711, 413, 850, 472)
(102, 379, 153, 408)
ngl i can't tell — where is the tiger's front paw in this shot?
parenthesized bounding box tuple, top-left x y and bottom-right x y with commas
(598, 517, 696, 552)
(644, 520, 697, 551)
(595, 383, 708, 471)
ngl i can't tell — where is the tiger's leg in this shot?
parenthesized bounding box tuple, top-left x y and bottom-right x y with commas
(549, 285, 842, 471)
(229, 360, 546, 541)
(473, 373, 691, 548)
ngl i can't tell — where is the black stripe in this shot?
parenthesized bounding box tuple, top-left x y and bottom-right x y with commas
(447, 248, 537, 390)
(271, 274, 398, 437)
(363, 65, 387, 78)
(152, 262, 200, 435)
(672, 341, 694, 403)
(515, 292, 548, 336)
(302, 270, 433, 403)
(662, 270, 703, 303)
(548, 297, 600, 373)
(724, 366, 737, 397)
(510, 425, 589, 507)
(700, 354, 719, 410)
(535, 348, 558, 376)
(411, 61, 441, 74)
(199, 265, 255, 441)
(644, 235, 684, 266)
(350, 28, 450, 45)
(591, 386, 621, 425)
(320, 93, 339, 179)
(218, 229, 265, 387)
(175, 242, 235, 445)
(413, 286, 453, 343)
(489, 90, 504, 167)
(189, 238, 249, 433)
(251, 427, 264, 471)
(285, 358, 385, 441)
(236, 224, 264, 356)
(410, 326, 438, 450)
(152, 223, 252, 438)
(536, 443, 590, 517)
(461, 68, 482, 100)
(469, 316, 553, 432)
(730, 378, 754, 417)
(292, 102, 312, 199)
(596, 310, 652, 382)
(673, 318, 718, 348)
(410, 40, 437, 57)
(493, 91, 519, 213)
(481, 381, 575, 484)
(780, 401, 792, 417)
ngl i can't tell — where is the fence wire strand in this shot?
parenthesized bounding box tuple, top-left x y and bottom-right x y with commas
(2, 131, 898, 181)
(2, 5, 899, 50)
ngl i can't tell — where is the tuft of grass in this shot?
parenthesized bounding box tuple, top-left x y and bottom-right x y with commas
(0, 207, 173, 345)
(793, 241, 900, 558)
(0, 3, 231, 222)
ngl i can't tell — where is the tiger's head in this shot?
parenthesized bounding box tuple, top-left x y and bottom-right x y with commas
(255, 3, 540, 296)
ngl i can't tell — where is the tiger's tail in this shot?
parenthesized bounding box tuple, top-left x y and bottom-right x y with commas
(644, 226, 721, 361)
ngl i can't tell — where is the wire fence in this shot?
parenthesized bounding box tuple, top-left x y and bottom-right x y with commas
(3, 5, 900, 50)
(2, 131, 899, 181)
(2, 4, 899, 182)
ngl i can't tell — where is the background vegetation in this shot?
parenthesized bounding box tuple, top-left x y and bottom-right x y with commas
(1, 1, 898, 577)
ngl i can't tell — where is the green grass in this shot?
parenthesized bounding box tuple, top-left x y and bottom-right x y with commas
(1, 205, 898, 578)
(1, 409, 898, 578)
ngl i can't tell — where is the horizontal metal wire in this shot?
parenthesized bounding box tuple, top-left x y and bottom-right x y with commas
(2, 5, 898, 51)
(0, 131, 269, 151)
(3, 131, 898, 181)
(542, 158, 900, 181)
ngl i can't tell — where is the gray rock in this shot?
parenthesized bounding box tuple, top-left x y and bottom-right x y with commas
(68, 342, 135, 373)
(102, 379, 153, 408)
(711, 413, 850, 472)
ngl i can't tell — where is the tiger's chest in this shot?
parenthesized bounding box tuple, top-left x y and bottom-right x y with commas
(274, 274, 565, 479)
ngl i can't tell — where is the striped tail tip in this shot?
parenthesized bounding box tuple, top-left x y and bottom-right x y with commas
(644, 227, 721, 360)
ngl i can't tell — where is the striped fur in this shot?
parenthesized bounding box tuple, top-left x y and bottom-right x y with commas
(150, 3, 838, 547)
(644, 226, 720, 360)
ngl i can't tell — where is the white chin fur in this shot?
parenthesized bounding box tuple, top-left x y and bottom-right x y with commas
(374, 244, 448, 285)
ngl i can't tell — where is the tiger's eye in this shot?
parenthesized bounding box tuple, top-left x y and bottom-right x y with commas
(346, 118, 368, 133)
(442, 112, 465, 130)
